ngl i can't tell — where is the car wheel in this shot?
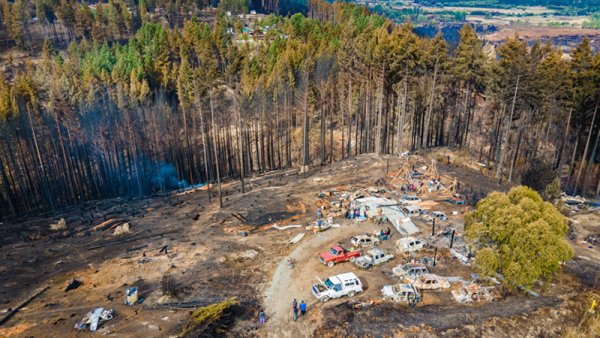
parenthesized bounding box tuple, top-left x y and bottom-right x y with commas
(321, 296, 330, 303)
(347, 291, 356, 297)
(350, 257, 356, 263)
(327, 261, 335, 268)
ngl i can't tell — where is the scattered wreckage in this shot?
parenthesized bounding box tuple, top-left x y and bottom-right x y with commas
(381, 283, 422, 303)
(312, 273, 363, 302)
(75, 308, 114, 332)
(452, 283, 493, 303)
(353, 248, 394, 269)
(319, 245, 361, 267)
(451, 246, 473, 265)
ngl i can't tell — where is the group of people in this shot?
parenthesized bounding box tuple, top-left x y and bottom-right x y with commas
(344, 207, 367, 220)
(378, 227, 392, 241)
(400, 178, 442, 193)
(292, 299, 307, 321)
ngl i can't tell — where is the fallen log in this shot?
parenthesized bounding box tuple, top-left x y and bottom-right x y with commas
(92, 218, 127, 232)
(127, 244, 148, 252)
(0, 286, 49, 326)
(231, 213, 247, 223)
(150, 298, 226, 310)
(86, 229, 179, 250)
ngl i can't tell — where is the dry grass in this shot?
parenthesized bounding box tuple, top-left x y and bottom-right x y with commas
(562, 293, 600, 338)
(178, 297, 238, 337)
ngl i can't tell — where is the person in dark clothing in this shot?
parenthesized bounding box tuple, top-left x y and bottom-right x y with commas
(292, 299, 298, 321)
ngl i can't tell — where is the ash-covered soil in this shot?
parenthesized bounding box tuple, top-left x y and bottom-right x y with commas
(0, 151, 597, 337)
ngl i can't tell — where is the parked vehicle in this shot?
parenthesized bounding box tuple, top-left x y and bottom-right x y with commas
(311, 273, 363, 302)
(381, 283, 422, 303)
(431, 211, 448, 221)
(396, 237, 427, 253)
(402, 205, 423, 217)
(392, 263, 429, 280)
(354, 248, 394, 269)
(445, 195, 465, 205)
(401, 195, 422, 205)
(351, 235, 381, 248)
(319, 245, 361, 267)
(411, 274, 451, 290)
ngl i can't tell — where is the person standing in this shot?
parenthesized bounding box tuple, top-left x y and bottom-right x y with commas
(299, 300, 307, 316)
(259, 310, 266, 324)
(292, 299, 298, 321)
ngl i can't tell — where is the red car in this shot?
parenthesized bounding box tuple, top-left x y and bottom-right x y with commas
(319, 245, 361, 267)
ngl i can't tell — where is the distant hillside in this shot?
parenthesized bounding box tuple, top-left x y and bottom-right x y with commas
(416, 0, 600, 11)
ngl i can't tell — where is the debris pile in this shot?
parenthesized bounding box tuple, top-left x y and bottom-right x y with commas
(49, 218, 67, 232)
(74, 308, 114, 332)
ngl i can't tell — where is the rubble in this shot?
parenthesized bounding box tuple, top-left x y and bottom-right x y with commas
(64, 278, 82, 292)
(452, 284, 493, 304)
(49, 218, 67, 232)
(74, 308, 114, 332)
(113, 222, 130, 236)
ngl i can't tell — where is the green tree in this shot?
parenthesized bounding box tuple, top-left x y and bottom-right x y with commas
(521, 157, 558, 193)
(9, 0, 26, 49)
(466, 186, 573, 290)
(544, 177, 562, 201)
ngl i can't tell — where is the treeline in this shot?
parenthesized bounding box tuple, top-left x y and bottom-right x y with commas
(0, 0, 263, 52)
(0, 0, 599, 218)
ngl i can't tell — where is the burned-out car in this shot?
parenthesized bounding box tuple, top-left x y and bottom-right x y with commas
(354, 248, 394, 269)
(381, 283, 421, 303)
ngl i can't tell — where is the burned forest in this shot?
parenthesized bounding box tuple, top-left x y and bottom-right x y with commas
(0, 0, 599, 337)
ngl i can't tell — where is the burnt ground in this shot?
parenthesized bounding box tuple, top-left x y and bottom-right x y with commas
(0, 150, 598, 337)
(316, 295, 560, 336)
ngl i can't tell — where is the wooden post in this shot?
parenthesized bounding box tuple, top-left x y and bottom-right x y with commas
(432, 218, 435, 237)
(450, 229, 456, 248)
(433, 247, 437, 267)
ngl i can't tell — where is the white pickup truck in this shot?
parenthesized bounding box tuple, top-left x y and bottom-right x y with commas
(311, 272, 363, 302)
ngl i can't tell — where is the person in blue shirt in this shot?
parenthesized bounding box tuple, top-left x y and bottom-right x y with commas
(299, 300, 307, 316)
